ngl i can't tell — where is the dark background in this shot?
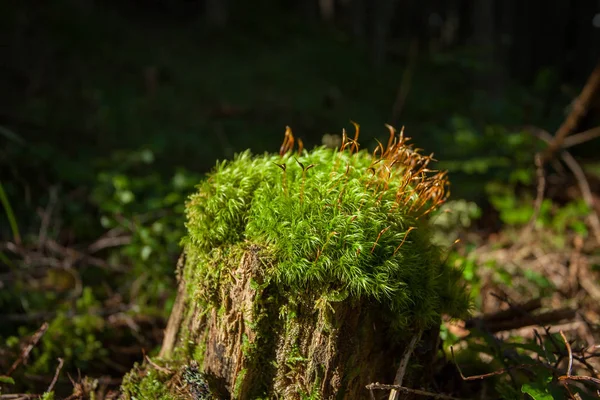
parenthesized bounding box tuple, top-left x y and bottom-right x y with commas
(2, 0, 599, 174)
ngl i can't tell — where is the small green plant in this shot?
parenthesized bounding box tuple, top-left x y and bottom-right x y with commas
(23, 287, 106, 376)
(90, 148, 201, 311)
(450, 329, 599, 400)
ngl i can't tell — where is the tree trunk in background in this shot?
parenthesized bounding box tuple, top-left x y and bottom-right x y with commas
(351, 0, 366, 41)
(470, 0, 509, 118)
(319, 0, 335, 21)
(371, 0, 398, 68)
(205, 0, 228, 28)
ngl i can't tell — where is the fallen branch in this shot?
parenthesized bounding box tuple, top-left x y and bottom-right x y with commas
(144, 355, 172, 375)
(366, 382, 461, 400)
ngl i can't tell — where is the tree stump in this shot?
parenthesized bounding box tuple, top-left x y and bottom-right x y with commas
(120, 126, 470, 399)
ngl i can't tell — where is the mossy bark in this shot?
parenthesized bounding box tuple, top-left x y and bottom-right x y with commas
(157, 246, 439, 399)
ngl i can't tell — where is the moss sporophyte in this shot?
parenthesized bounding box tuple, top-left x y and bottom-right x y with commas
(184, 124, 470, 331)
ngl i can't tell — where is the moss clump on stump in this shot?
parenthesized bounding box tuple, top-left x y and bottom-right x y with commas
(120, 125, 470, 399)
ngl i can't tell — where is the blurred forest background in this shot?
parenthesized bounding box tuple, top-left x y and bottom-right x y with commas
(1, 0, 600, 398)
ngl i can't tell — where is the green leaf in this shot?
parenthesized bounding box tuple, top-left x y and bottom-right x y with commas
(521, 374, 554, 400)
(0, 375, 15, 385)
(521, 382, 553, 400)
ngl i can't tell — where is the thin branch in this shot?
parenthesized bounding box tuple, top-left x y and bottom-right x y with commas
(7, 322, 49, 376)
(558, 374, 600, 388)
(560, 331, 573, 377)
(542, 61, 600, 163)
(145, 355, 172, 375)
(366, 382, 461, 400)
(560, 149, 600, 243)
(450, 346, 554, 381)
(88, 235, 132, 253)
(528, 127, 600, 244)
(46, 358, 64, 393)
(521, 153, 545, 240)
(563, 126, 600, 148)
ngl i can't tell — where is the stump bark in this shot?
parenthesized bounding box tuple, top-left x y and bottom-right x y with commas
(157, 246, 443, 399)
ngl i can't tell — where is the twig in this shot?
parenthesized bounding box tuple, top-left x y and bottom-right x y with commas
(38, 186, 58, 250)
(88, 235, 132, 253)
(521, 153, 545, 240)
(0, 395, 40, 399)
(560, 331, 573, 377)
(563, 126, 600, 148)
(450, 346, 556, 381)
(388, 330, 422, 400)
(366, 382, 461, 400)
(7, 322, 49, 375)
(542, 61, 600, 163)
(528, 127, 600, 244)
(46, 358, 64, 393)
(560, 150, 600, 243)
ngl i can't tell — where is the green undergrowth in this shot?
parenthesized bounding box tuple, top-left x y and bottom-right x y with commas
(184, 127, 471, 331)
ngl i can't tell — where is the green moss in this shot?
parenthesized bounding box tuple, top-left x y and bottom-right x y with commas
(120, 362, 175, 400)
(184, 126, 469, 331)
(41, 393, 55, 400)
(233, 368, 247, 398)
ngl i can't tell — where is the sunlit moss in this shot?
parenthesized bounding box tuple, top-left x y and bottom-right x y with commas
(184, 125, 470, 330)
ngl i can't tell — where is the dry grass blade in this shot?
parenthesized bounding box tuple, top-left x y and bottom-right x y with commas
(47, 358, 64, 393)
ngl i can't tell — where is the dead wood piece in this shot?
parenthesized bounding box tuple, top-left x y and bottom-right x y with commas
(465, 298, 542, 329)
(482, 308, 577, 333)
(542, 61, 600, 163)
